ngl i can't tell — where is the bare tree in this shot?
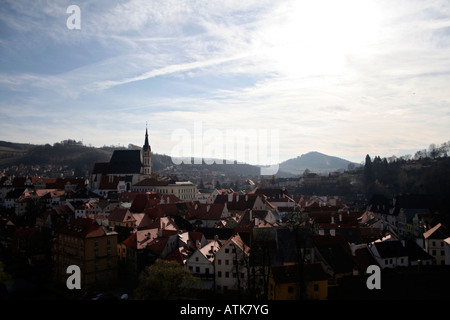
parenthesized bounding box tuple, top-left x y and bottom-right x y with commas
(286, 208, 312, 300)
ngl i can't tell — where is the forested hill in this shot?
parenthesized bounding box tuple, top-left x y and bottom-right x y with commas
(0, 140, 111, 176)
(358, 152, 450, 213)
(0, 140, 260, 178)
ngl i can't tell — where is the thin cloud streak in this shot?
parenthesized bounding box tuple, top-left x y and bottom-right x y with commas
(89, 53, 254, 91)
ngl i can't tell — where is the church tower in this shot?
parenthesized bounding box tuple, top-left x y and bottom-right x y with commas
(141, 126, 151, 177)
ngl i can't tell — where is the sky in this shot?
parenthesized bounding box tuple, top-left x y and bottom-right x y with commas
(1, 0, 450, 165)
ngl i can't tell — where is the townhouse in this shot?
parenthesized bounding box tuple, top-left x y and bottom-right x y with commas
(423, 223, 450, 265)
(52, 217, 118, 290)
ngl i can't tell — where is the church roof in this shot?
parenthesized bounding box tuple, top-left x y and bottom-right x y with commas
(143, 128, 151, 152)
(108, 150, 142, 174)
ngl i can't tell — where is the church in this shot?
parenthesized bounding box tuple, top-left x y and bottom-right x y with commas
(90, 127, 154, 192)
(90, 128, 197, 200)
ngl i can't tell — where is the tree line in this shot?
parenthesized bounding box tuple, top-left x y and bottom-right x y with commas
(362, 140, 450, 212)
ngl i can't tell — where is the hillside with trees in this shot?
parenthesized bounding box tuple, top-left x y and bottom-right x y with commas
(358, 141, 450, 213)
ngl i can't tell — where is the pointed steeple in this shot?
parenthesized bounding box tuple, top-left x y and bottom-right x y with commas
(141, 125, 152, 178)
(143, 125, 151, 152)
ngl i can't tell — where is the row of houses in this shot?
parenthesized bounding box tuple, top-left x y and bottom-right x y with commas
(2, 175, 450, 299)
(54, 190, 450, 299)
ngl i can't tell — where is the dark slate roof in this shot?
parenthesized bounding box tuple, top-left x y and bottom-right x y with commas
(353, 247, 379, 272)
(404, 240, 434, 262)
(194, 227, 234, 241)
(5, 188, 26, 199)
(373, 241, 408, 258)
(91, 162, 109, 175)
(108, 150, 142, 174)
(367, 194, 392, 214)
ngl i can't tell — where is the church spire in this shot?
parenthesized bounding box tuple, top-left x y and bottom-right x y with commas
(143, 124, 151, 152)
(141, 124, 152, 177)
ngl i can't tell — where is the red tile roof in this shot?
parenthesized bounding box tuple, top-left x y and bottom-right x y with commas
(187, 203, 226, 220)
(58, 218, 106, 238)
(109, 207, 135, 223)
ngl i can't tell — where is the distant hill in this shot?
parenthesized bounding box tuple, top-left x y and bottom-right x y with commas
(0, 140, 113, 176)
(1, 141, 358, 179)
(0, 141, 35, 166)
(0, 140, 263, 178)
(279, 151, 359, 175)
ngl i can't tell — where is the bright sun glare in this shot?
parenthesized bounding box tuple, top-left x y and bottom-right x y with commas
(260, 0, 382, 77)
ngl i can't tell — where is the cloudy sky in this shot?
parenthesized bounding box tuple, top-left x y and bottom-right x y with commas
(1, 0, 450, 165)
